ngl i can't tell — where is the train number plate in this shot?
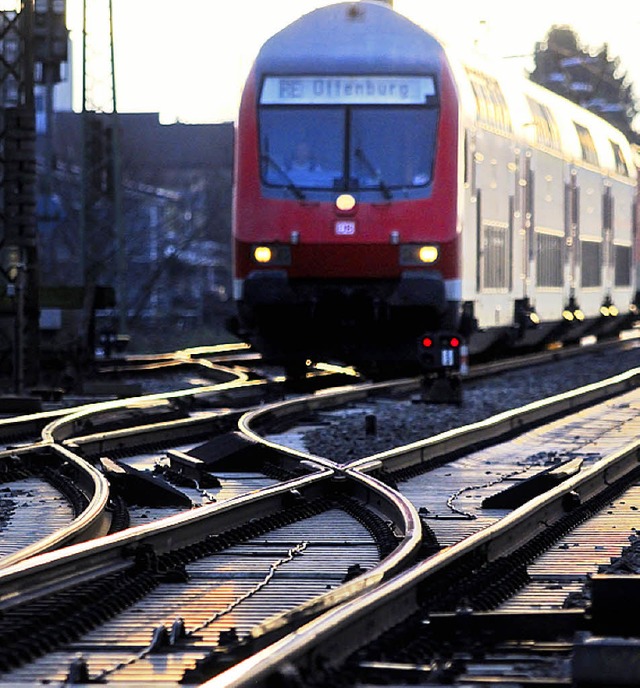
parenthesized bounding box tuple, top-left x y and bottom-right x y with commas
(335, 221, 356, 236)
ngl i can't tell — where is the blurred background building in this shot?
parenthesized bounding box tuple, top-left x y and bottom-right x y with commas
(1, 1, 236, 392)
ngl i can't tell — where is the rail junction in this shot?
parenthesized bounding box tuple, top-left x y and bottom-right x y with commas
(0, 340, 639, 685)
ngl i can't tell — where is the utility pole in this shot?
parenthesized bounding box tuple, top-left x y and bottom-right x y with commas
(80, 0, 124, 361)
(0, 2, 38, 393)
(0, 1, 68, 393)
(35, 0, 68, 255)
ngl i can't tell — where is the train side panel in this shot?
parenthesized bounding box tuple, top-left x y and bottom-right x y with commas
(453, 58, 638, 352)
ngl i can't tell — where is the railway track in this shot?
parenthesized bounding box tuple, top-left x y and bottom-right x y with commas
(0, 442, 110, 570)
(0, 355, 254, 568)
(206, 368, 640, 687)
(0, 352, 361, 567)
(0, 339, 638, 684)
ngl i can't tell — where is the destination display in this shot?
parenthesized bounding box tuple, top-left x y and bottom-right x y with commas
(260, 75, 436, 105)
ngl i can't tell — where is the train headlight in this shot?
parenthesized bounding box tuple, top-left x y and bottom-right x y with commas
(253, 246, 273, 263)
(336, 194, 356, 211)
(418, 245, 439, 264)
(251, 244, 291, 266)
(400, 244, 440, 266)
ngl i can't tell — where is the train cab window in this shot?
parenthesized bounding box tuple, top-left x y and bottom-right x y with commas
(573, 123, 598, 166)
(260, 108, 344, 190)
(349, 108, 436, 190)
(258, 75, 439, 197)
(610, 140, 629, 176)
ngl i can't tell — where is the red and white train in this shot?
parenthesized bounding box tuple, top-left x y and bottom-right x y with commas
(230, 1, 639, 377)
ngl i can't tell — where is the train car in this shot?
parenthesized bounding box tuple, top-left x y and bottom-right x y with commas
(230, 1, 639, 377)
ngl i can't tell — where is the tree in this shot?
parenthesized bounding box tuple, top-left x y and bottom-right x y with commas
(530, 25, 640, 144)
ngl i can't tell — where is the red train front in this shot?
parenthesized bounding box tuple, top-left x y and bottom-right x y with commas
(232, 2, 463, 374)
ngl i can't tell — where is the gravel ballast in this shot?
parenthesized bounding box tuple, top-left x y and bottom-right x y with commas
(301, 343, 640, 463)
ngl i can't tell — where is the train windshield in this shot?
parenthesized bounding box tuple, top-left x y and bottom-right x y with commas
(258, 75, 439, 197)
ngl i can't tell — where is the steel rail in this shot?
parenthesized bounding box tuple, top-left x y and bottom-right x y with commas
(0, 455, 428, 669)
(62, 408, 243, 460)
(0, 357, 251, 444)
(0, 384, 427, 665)
(0, 463, 425, 682)
(0, 441, 111, 571)
(0, 342, 635, 665)
(194, 367, 640, 686)
(0, 335, 629, 446)
(0, 356, 363, 570)
(40, 377, 263, 444)
(95, 342, 252, 367)
(0, 350, 364, 571)
(202, 423, 640, 688)
(237, 378, 419, 470)
(237, 366, 640, 478)
(0, 466, 338, 612)
(349, 366, 640, 475)
(202, 368, 636, 658)
(0, 368, 256, 569)
(230, 463, 423, 655)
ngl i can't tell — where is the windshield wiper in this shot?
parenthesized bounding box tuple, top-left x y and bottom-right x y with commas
(354, 147, 392, 200)
(260, 154, 306, 200)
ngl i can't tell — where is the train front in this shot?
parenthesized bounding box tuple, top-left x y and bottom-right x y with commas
(232, 1, 462, 374)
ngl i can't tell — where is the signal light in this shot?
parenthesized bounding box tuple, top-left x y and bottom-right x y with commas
(421, 335, 461, 350)
(418, 331, 465, 374)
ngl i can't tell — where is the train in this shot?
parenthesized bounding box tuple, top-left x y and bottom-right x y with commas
(229, 1, 639, 380)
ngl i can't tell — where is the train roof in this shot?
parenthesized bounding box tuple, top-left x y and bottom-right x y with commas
(253, 1, 445, 76)
(250, 1, 636, 180)
(449, 50, 637, 179)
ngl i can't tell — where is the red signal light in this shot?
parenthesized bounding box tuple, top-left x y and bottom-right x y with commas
(449, 337, 460, 348)
(421, 336, 433, 348)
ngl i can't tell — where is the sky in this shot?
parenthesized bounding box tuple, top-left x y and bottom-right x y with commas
(62, 0, 640, 128)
